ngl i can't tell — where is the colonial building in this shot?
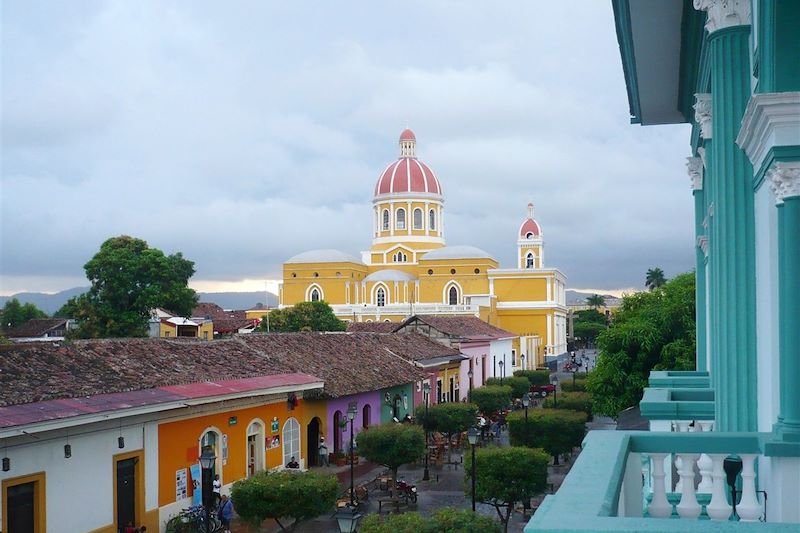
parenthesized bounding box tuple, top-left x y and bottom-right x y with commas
(280, 129, 568, 366)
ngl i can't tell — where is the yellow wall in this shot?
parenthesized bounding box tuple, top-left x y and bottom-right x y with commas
(492, 276, 548, 302)
(245, 309, 270, 320)
(159, 321, 213, 340)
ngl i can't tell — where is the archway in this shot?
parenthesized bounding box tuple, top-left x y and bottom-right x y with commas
(362, 404, 371, 429)
(246, 420, 265, 477)
(307, 417, 321, 467)
(333, 410, 343, 454)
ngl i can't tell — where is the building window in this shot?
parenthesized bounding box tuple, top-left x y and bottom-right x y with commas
(376, 287, 386, 307)
(203, 331, 209, 340)
(429, 209, 436, 230)
(526, 232, 534, 239)
(512, 349, 517, 366)
(526, 253, 534, 268)
(362, 404, 371, 429)
(448, 286, 458, 305)
(436, 378, 443, 403)
(163, 331, 171, 337)
(474, 268, 480, 274)
(396, 208, 406, 230)
(310, 288, 320, 302)
(382, 209, 390, 231)
(413, 208, 423, 229)
(282, 417, 300, 467)
(393, 251, 407, 262)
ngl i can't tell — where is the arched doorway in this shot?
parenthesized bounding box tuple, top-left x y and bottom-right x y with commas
(246, 420, 265, 477)
(199, 429, 222, 481)
(307, 417, 321, 467)
(392, 395, 401, 420)
(333, 411, 343, 454)
(362, 404, 371, 429)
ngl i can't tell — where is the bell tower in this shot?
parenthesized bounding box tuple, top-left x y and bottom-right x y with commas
(517, 203, 543, 269)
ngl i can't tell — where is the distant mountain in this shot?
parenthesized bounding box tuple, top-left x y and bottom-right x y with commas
(565, 290, 622, 306)
(0, 287, 279, 315)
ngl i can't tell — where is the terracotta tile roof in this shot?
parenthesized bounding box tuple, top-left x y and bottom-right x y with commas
(213, 318, 259, 334)
(346, 322, 397, 333)
(396, 315, 516, 340)
(192, 302, 246, 320)
(0, 332, 450, 408)
(6, 318, 70, 338)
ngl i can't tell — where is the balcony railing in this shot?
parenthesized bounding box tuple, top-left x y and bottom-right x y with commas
(525, 431, 796, 531)
(331, 303, 478, 317)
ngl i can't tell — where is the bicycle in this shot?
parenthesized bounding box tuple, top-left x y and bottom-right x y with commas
(165, 505, 223, 533)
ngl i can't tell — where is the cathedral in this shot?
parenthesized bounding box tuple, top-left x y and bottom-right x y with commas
(279, 129, 567, 367)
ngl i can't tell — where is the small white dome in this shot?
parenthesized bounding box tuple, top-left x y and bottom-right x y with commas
(421, 245, 494, 261)
(363, 269, 418, 282)
(285, 249, 363, 264)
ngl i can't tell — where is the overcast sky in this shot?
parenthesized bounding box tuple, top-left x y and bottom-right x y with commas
(1, 0, 694, 296)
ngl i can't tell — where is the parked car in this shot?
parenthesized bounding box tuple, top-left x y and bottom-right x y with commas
(530, 384, 556, 398)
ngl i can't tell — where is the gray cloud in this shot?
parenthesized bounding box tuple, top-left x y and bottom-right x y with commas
(1, 0, 694, 294)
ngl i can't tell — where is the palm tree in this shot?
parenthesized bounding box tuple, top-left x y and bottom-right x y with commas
(645, 268, 667, 290)
(586, 294, 606, 309)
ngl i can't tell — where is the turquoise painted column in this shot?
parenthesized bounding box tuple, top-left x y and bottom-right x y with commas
(771, 165, 800, 441)
(696, 0, 757, 432)
(688, 156, 707, 371)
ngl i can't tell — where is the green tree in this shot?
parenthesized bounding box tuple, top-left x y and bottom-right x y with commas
(574, 309, 608, 324)
(508, 409, 587, 464)
(360, 508, 500, 533)
(230, 470, 338, 532)
(485, 376, 530, 399)
(465, 447, 549, 532)
(257, 301, 345, 332)
(645, 267, 667, 290)
(513, 369, 550, 386)
(586, 294, 606, 309)
(1, 298, 48, 331)
(356, 424, 425, 482)
(66, 236, 198, 338)
(572, 321, 607, 344)
(586, 272, 696, 417)
(417, 403, 477, 461)
(542, 391, 593, 418)
(468, 385, 512, 415)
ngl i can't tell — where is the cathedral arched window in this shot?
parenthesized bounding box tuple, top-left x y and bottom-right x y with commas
(413, 208, 423, 230)
(526, 253, 534, 269)
(393, 251, 407, 262)
(396, 208, 406, 230)
(429, 209, 436, 230)
(311, 288, 320, 302)
(448, 286, 459, 305)
(382, 210, 390, 231)
(376, 287, 386, 307)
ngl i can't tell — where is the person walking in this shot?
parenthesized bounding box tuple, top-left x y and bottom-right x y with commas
(217, 494, 234, 533)
(318, 436, 329, 467)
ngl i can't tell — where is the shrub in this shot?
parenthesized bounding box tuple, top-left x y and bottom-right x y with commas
(231, 470, 338, 531)
(469, 385, 512, 415)
(360, 508, 500, 533)
(507, 408, 587, 464)
(561, 379, 587, 393)
(543, 391, 592, 418)
(360, 512, 429, 533)
(417, 403, 477, 460)
(513, 369, 550, 386)
(485, 376, 530, 398)
(356, 423, 425, 480)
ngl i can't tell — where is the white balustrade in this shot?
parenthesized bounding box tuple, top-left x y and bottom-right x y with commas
(738, 454, 761, 522)
(697, 454, 713, 492)
(675, 454, 702, 519)
(706, 454, 732, 521)
(648, 453, 672, 518)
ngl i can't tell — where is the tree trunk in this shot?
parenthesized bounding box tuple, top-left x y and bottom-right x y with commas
(553, 453, 559, 465)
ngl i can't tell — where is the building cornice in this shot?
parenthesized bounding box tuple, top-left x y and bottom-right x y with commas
(687, 156, 704, 190)
(693, 0, 751, 33)
(694, 94, 713, 139)
(736, 92, 800, 174)
(768, 162, 800, 204)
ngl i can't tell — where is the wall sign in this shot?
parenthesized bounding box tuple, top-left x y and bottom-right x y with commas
(271, 417, 279, 433)
(176, 468, 188, 501)
(228, 416, 238, 426)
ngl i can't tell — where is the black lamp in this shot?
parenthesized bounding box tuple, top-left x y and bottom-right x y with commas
(467, 427, 478, 512)
(335, 505, 363, 533)
(2, 457, 9, 472)
(467, 368, 474, 391)
(723, 457, 743, 518)
(199, 446, 217, 533)
(64, 444, 72, 458)
(118, 436, 125, 449)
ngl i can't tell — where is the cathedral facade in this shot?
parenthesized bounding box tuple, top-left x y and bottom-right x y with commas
(279, 129, 567, 367)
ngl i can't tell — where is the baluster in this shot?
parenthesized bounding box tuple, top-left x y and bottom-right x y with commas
(675, 454, 701, 519)
(697, 454, 713, 493)
(674, 456, 683, 492)
(648, 453, 672, 518)
(737, 454, 761, 522)
(706, 454, 732, 521)
(698, 421, 714, 432)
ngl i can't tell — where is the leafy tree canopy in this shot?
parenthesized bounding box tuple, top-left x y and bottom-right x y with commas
(586, 272, 696, 417)
(485, 376, 530, 399)
(513, 369, 550, 386)
(361, 508, 500, 533)
(507, 409, 587, 464)
(468, 385, 512, 415)
(231, 470, 338, 532)
(645, 267, 667, 290)
(465, 447, 549, 532)
(356, 424, 425, 479)
(573, 321, 607, 344)
(63, 236, 198, 338)
(1, 298, 47, 332)
(258, 301, 345, 332)
(574, 309, 607, 324)
(417, 402, 476, 435)
(585, 294, 606, 309)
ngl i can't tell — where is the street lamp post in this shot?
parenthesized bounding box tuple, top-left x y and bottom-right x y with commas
(198, 446, 217, 533)
(550, 374, 559, 407)
(347, 406, 357, 506)
(467, 368, 474, 392)
(520, 353, 526, 371)
(422, 382, 431, 481)
(498, 360, 505, 384)
(467, 427, 478, 512)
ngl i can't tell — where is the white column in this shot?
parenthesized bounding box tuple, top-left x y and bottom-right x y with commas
(737, 454, 761, 522)
(706, 454, 732, 521)
(407, 201, 412, 235)
(424, 202, 430, 235)
(675, 454, 702, 519)
(648, 453, 672, 518)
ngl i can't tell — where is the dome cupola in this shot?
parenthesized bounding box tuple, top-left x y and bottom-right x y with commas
(374, 129, 443, 198)
(519, 203, 541, 238)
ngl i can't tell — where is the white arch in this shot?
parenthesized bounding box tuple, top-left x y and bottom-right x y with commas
(282, 417, 301, 468)
(305, 283, 324, 302)
(198, 426, 224, 484)
(442, 280, 463, 305)
(382, 209, 390, 231)
(372, 282, 389, 306)
(526, 252, 535, 269)
(246, 418, 266, 477)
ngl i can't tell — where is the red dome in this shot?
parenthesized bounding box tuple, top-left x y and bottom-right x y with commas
(399, 128, 416, 141)
(519, 218, 541, 237)
(375, 158, 442, 196)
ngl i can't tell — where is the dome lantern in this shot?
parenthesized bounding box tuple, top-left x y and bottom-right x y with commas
(399, 128, 416, 158)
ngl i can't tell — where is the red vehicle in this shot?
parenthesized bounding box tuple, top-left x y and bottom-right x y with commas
(530, 384, 556, 398)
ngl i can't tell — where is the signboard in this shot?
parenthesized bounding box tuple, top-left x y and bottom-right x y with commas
(270, 435, 280, 449)
(190, 464, 202, 506)
(271, 417, 279, 433)
(175, 468, 188, 501)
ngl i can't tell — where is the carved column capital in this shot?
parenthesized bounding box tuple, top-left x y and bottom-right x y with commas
(694, 94, 713, 139)
(694, 0, 751, 33)
(768, 162, 800, 204)
(687, 156, 704, 190)
(697, 236, 709, 258)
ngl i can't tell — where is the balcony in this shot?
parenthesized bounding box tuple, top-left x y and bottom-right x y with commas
(331, 303, 478, 318)
(525, 430, 795, 531)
